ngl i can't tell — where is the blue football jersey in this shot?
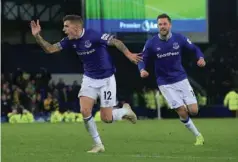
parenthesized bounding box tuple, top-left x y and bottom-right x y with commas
(138, 32, 204, 86)
(56, 29, 116, 79)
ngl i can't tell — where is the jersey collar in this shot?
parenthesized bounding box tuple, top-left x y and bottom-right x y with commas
(79, 28, 85, 38)
(158, 32, 172, 41)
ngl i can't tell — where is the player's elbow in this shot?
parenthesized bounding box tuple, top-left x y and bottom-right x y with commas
(45, 48, 58, 54)
(45, 50, 53, 54)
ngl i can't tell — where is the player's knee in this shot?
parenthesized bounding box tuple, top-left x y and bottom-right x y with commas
(175, 106, 188, 119)
(100, 107, 113, 123)
(79, 96, 94, 118)
(187, 104, 198, 116)
(101, 115, 113, 123)
(80, 107, 91, 117)
(190, 109, 198, 116)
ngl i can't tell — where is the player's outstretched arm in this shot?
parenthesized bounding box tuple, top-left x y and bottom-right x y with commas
(108, 38, 142, 64)
(30, 20, 61, 54)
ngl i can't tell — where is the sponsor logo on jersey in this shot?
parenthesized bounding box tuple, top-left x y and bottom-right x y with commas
(157, 52, 179, 59)
(76, 49, 96, 56)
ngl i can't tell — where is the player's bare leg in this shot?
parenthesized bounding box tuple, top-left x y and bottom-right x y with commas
(80, 96, 105, 153)
(175, 105, 204, 145)
(100, 103, 137, 124)
(187, 103, 199, 116)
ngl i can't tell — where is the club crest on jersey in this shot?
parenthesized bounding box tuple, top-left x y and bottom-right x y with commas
(85, 40, 92, 48)
(173, 42, 180, 50)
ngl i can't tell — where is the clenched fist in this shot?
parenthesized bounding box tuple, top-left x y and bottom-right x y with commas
(197, 57, 206, 67)
(140, 70, 149, 78)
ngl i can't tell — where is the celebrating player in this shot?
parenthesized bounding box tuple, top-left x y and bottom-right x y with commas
(30, 15, 141, 153)
(138, 13, 205, 145)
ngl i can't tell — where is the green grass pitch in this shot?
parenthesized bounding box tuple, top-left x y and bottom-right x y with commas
(2, 119, 238, 162)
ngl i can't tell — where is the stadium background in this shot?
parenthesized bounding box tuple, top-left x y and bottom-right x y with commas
(86, 0, 206, 19)
(1, 0, 238, 162)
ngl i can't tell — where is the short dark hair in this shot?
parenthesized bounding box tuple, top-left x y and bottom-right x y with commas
(63, 15, 84, 25)
(157, 13, 171, 23)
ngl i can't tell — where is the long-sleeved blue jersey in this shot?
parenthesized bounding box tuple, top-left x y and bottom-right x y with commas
(138, 32, 204, 86)
(57, 29, 115, 79)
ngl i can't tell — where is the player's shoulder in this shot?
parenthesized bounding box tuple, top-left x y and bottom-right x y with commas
(61, 36, 70, 42)
(171, 32, 189, 44)
(85, 29, 106, 41)
(172, 32, 193, 45)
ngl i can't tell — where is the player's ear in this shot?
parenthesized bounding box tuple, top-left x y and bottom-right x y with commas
(169, 23, 172, 29)
(76, 23, 82, 29)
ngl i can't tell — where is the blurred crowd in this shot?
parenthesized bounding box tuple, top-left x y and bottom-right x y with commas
(1, 66, 237, 122)
(182, 29, 238, 105)
(205, 29, 238, 104)
(1, 68, 81, 122)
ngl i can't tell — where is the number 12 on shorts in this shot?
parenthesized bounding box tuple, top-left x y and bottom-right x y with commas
(104, 91, 112, 100)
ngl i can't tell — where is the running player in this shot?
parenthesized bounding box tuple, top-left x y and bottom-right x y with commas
(138, 13, 205, 145)
(31, 15, 142, 153)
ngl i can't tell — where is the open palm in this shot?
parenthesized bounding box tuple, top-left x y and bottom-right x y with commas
(30, 20, 41, 36)
(127, 53, 143, 64)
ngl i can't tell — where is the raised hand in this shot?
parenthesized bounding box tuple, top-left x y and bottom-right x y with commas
(30, 20, 41, 36)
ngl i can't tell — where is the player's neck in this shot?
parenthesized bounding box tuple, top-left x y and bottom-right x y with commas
(158, 32, 172, 41)
(75, 28, 85, 39)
